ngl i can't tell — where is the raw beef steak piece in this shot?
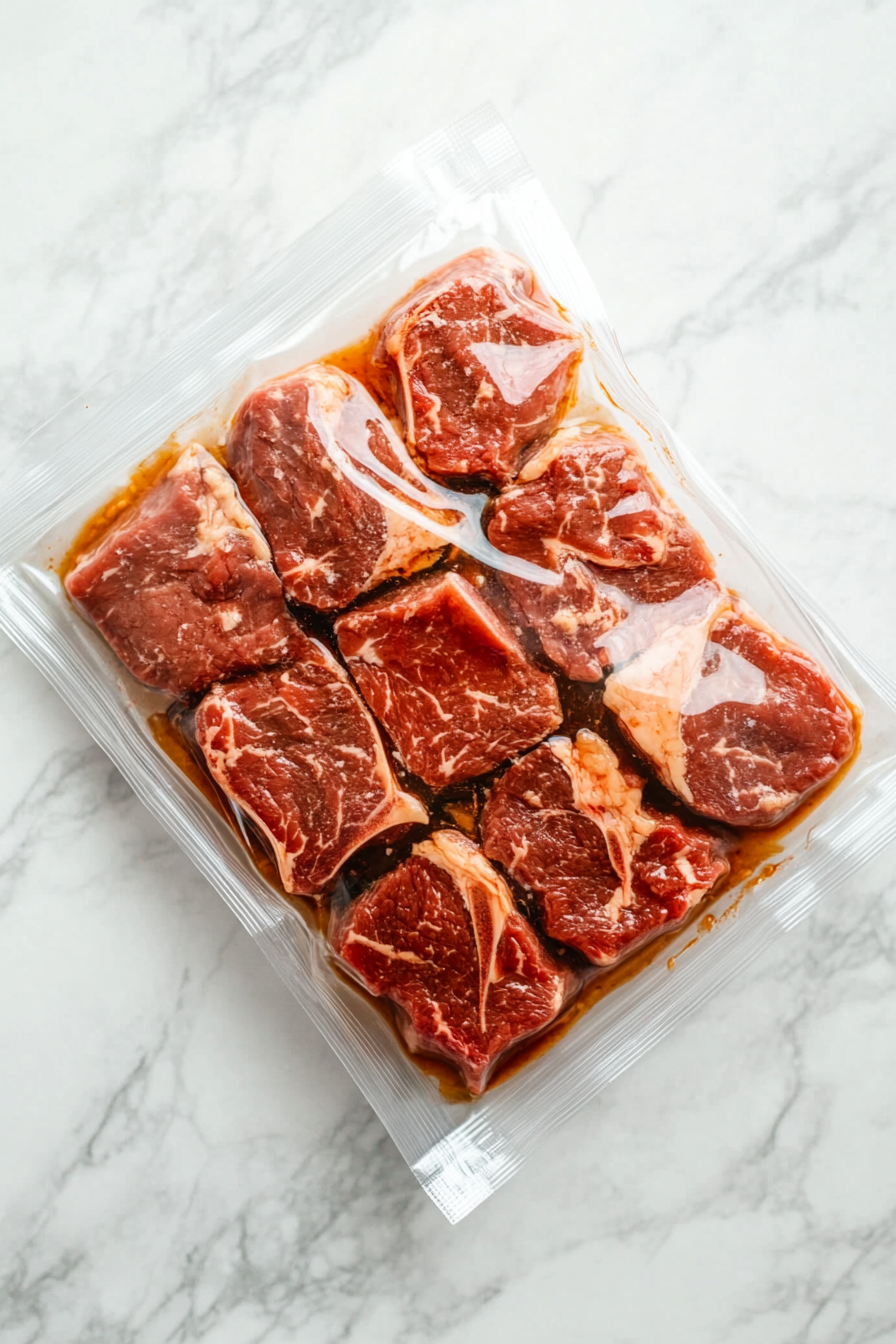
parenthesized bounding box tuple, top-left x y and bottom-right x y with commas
(481, 731, 728, 965)
(65, 442, 301, 696)
(227, 364, 444, 610)
(488, 425, 670, 569)
(485, 424, 717, 679)
(193, 635, 427, 896)
(334, 571, 562, 786)
(373, 249, 582, 485)
(331, 829, 573, 1093)
(499, 559, 629, 682)
(603, 594, 855, 827)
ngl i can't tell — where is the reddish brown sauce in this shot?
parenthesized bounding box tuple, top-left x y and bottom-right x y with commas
(320, 330, 379, 386)
(149, 709, 228, 822)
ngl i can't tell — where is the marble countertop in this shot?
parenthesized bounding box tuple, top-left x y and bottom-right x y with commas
(2, 1, 896, 1339)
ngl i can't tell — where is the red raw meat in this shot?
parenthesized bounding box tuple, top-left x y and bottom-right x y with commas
(334, 571, 562, 786)
(498, 559, 629, 682)
(603, 595, 856, 826)
(65, 442, 301, 696)
(227, 364, 444, 610)
(193, 635, 427, 896)
(488, 425, 669, 569)
(481, 731, 728, 965)
(600, 516, 716, 606)
(331, 829, 573, 1093)
(497, 538, 721, 685)
(484, 424, 717, 680)
(373, 249, 582, 485)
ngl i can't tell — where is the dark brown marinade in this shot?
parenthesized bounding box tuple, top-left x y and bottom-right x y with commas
(73, 333, 862, 1103)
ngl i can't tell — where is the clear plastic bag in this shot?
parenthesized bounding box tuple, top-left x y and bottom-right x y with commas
(2, 104, 895, 1223)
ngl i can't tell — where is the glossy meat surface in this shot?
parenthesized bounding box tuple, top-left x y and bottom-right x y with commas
(600, 516, 717, 606)
(488, 426, 669, 568)
(499, 560, 628, 682)
(498, 529, 719, 684)
(486, 425, 717, 680)
(604, 598, 856, 826)
(481, 732, 728, 965)
(335, 571, 562, 786)
(65, 442, 300, 696)
(227, 364, 443, 610)
(373, 249, 582, 485)
(331, 830, 572, 1093)
(193, 637, 427, 896)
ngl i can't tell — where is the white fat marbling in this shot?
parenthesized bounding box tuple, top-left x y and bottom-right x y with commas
(2, 0, 896, 1339)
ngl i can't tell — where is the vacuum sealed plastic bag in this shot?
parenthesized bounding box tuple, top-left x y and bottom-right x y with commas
(2, 105, 896, 1223)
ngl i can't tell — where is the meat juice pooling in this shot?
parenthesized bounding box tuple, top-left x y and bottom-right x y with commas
(3, 107, 891, 1221)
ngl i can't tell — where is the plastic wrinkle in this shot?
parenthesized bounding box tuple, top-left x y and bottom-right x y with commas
(303, 367, 562, 588)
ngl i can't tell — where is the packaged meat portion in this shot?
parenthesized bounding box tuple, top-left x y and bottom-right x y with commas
(372, 248, 582, 485)
(331, 829, 574, 1094)
(227, 364, 445, 610)
(192, 633, 427, 896)
(604, 594, 856, 826)
(334, 570, 562, 786)
(488, 424, 670, 569)
(481, 730, 729, 965)
(65, 442, 302, 696)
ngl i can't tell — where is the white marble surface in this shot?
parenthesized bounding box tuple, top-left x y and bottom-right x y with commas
(2, 0, 896, 1337)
